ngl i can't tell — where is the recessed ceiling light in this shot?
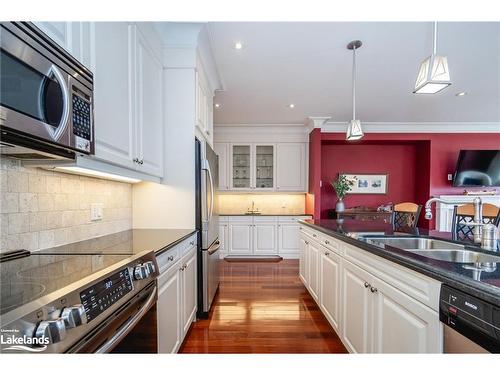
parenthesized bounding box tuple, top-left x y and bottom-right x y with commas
(234, 42, 243, 50)
(455, 91, 467, 97)
(214, 103, 221, 108)
(288, 103, 295, 108)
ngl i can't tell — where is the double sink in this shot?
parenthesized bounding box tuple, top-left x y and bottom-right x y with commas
(363, 236, 500, 264)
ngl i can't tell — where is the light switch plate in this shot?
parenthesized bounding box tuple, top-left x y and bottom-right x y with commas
(90, 203, 104, 221)
(447, 174, 453, 181)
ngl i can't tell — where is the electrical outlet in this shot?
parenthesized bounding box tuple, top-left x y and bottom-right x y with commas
(90, 203, 104, 221)
(447, 174, 453, 181)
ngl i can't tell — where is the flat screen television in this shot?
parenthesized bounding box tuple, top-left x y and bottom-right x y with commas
(453, 150, 500, 187)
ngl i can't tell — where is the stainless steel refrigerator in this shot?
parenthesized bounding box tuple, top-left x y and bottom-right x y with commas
(195, 138, 220, 318)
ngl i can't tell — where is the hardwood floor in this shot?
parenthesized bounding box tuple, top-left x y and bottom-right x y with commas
(180, 259, 347, 353)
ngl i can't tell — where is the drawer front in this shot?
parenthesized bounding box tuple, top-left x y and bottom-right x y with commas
(254, 216, 278, 223)
(178, 234, 197, 257)
(157, 246, 181, 274)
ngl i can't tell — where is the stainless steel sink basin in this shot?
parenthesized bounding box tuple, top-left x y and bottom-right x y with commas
(408, 249, 500, 263)
(365, 237, 465, 250)
(363, 236, 500, 264)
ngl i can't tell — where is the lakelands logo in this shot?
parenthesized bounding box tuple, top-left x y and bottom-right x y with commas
(1, 328, 49, 352)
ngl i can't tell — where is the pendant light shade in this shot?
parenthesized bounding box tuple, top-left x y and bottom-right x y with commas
(346, 40, 363, 141)
(413, 22, 451, 94)
(346, 119, 363, 140)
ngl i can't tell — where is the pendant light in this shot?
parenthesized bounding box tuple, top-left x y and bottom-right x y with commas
(346, 40, 363, 141)
(413, 22, 451, 94)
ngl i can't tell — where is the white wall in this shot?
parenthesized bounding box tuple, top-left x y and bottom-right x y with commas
(132, 68, 196, 229)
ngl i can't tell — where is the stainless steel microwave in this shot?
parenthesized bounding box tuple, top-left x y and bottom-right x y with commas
(0, 22, 94, 160)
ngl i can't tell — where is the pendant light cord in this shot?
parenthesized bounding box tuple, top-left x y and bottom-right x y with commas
(352, 45, 356, 120)
(433, 21, 437, 55)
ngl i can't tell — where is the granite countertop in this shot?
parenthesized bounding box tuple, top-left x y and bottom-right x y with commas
(219, 213, 312, 216)
(35, 228, 197, 256)
(299, 218, 500, 306)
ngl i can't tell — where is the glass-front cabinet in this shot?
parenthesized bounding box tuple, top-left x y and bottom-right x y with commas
(230, 144, 275, 190)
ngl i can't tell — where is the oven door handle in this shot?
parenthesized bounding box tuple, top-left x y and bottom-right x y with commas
(95, 285, 157, 353)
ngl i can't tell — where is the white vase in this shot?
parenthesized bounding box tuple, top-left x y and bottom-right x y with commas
(336, 199, 345, 213)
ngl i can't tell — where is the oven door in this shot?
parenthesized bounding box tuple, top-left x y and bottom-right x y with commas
(0, 26, 72, 148)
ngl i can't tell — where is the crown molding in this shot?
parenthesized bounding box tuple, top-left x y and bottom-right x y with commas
(321, 121, 500, 133)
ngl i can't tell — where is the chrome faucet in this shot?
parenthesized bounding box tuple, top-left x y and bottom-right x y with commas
(424, 196, 483, 243)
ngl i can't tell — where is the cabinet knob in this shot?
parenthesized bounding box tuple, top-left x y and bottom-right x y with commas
(312, 234, 317, 237)
(325, 240, 330, 245)
(324, 252, 329, 256)
(370, 287, 378, 293)
(364, 282, 371, 288)
(133, 157, 139, 163)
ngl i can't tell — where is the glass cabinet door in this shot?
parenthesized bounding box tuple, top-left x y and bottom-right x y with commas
(232, 145, 251, 189)
(255, 145, 274, 189)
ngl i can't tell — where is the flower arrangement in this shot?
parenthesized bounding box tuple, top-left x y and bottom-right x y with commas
(331, 174, 355, 200)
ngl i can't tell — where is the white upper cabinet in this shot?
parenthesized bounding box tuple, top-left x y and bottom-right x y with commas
(276, 143, 307, 191)
(90, 23, 164, 178)
(214, 143, 229, 190)
(91, 22, 137, 171)
(196, 67, 214, 147)
(216, 142, 307, 192)
(229, 143, 276, 191)
(133, 27, 163, 177)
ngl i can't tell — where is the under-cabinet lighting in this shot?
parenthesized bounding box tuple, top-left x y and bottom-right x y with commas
(455, 91, 467, 97)
(234, 42, 243, 50)
(54, 166, 142, 184)
(288, 103, 295, 108)
(215, 103, 221, 108)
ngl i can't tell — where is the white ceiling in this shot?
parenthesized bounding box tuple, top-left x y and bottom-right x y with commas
(207, 22, 500, 125)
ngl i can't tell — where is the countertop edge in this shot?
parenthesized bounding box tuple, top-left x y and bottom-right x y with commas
(299, 220, 500, 307)
(154, 230, 198, 256)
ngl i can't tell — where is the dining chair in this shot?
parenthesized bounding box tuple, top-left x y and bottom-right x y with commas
(451, 203, 500, 242)
(392, 202, 422, 230)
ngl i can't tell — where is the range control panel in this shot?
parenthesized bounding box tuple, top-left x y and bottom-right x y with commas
(80, 268, 133, 322)
(72, 93, 92, 152)
(440, 285, 500, 353)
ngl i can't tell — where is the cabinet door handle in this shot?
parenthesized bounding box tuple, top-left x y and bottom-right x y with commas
(305, 241, 309, 245)
(133, 157, 139, 163)
(325, 240, 330, 245)
(370, 287, 378, 293)
(364, 282, 371, 288)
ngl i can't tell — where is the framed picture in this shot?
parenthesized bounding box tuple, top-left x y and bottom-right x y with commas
(342, 173, 388, 194)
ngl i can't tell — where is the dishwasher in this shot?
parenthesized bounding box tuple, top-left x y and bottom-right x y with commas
(440, 285, 499, 353)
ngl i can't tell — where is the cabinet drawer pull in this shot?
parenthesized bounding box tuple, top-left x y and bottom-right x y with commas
(325, 240, 330, 245)
(167, 256, 174, 261)
(370, 287, 378, 293)
(364, 282, 371, 288)
(305, 241, 309, 245)
(312, 234, 317, 237)
(189, 241, 195, 246)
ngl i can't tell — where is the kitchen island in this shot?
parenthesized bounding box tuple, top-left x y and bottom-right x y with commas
(298, 218, 500, 353)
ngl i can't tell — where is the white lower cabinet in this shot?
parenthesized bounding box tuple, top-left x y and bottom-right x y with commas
(181, 247, 197, 337)
(372, 276, 441, 353)
(228, 220, 253, 254)
(157, 262, 182, 353)
(320, 249, 341, 332)
(221, 216, 309, 258)
(157, 236, 197, 353)
(307, 240, 320, 301)
(341, 259, 374, 353)
(253, 222, 277, 254)
(300, 226, 443, 353)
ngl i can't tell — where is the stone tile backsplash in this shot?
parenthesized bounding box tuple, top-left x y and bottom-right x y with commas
(0, 158, 132, 253)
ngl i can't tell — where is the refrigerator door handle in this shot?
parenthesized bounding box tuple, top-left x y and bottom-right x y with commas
(207, 240, 221, 255)
(203, 159, 215, 222)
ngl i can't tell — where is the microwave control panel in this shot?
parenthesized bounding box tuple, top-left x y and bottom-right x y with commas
(72, 94, 92, 152)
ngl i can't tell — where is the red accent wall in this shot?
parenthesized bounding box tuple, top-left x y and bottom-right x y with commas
(320, 144, 418, 218)
(308, 132, 500, 228)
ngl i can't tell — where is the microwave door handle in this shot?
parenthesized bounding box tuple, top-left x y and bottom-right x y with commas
(45, 64, 71, 142)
